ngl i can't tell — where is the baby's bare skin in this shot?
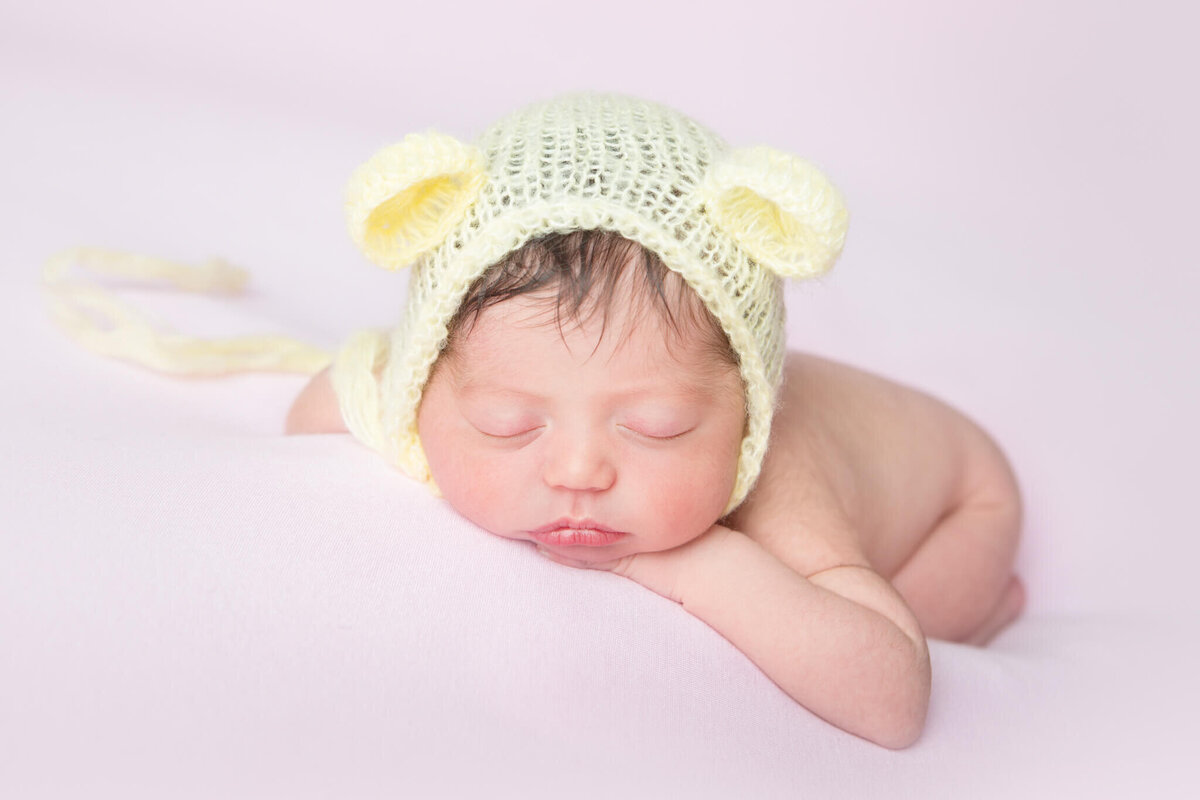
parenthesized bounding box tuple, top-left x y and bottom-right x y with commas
(723, 351, 1024, 646)
(287, 351, 1024, 647)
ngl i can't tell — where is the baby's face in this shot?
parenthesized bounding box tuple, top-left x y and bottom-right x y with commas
(416, 285, 745, 563)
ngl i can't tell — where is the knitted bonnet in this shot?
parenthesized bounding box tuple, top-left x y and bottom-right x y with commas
(332, 91, 850, 516)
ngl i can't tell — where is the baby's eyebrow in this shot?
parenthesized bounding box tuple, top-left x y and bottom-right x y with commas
(453, 371, 722, 403)
(446, 359, 510, 395)
(453, 379, 537, 400)
(448, 343, 741, 403)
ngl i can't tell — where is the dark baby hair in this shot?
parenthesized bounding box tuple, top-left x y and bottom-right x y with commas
(439, 229, 739, 374)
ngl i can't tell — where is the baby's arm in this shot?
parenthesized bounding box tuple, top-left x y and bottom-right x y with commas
(284, 366, 348, 435)
(561, 525, 931, 749)
(685, 528, 929, 749)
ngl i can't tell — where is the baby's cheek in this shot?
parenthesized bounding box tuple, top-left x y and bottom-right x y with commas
(436, 449, 523, 531)
(642, 454, 734, 542)
(456, 455, 509, 506)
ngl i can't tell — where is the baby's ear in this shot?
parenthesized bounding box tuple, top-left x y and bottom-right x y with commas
(344, 131, 487, 270)
(699, 145, 849, 279)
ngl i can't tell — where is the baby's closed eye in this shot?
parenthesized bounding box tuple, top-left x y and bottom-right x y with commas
(461, 403, 542, 437)
(618, 422, 694, 440)
(618, 407, 697, 440)
(463, 399, 696, 437)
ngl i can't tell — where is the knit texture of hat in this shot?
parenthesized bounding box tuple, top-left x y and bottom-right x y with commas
(332, 91, 849, 516)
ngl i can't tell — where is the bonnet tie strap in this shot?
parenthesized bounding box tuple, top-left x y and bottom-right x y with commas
(41, 247, 333, 376)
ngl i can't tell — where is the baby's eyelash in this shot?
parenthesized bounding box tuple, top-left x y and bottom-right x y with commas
(651, 430, 692, 441)
(480, 427, 541, 440)
(622, 425, 694, 441)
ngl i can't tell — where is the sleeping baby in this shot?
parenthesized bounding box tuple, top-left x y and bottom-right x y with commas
(285, 93, 1026, 750)
(45, 91, 1024, 750)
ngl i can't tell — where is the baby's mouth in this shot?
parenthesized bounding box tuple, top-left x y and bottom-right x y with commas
(528, 518, 629, 547)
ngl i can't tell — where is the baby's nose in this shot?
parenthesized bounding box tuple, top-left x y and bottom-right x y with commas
(541, 430, 616, 492)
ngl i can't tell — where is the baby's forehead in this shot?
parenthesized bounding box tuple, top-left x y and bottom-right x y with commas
(445, 294, 728, 395)
(460, 285, 706, 355)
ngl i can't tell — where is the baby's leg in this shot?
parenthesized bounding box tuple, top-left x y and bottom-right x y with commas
(964, 575, 1026, 646)
(887, 500, 1024, 645)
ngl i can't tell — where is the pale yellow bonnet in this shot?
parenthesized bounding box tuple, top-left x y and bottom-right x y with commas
(333, 91, 850, 515)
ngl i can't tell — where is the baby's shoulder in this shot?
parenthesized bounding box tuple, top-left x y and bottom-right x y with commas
(285, 366, 347, 435)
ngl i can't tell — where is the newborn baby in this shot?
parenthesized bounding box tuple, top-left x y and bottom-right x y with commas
(274, 92, 1025, 750)
(40, 92, 1024, 751)
(286, 228, 1024, 750)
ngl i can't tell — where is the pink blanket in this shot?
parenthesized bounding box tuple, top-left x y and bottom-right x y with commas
(3, 2, 1196, 796)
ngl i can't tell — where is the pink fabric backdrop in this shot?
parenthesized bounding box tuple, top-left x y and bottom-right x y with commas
(2, 1, 1197, 797)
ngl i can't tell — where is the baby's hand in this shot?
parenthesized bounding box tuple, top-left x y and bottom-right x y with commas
(534, 524, 738, 605)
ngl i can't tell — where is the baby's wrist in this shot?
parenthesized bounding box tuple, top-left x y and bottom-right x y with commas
(676, 525, 755, 607)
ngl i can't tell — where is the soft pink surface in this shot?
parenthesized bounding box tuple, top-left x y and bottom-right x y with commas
(2, 1, 1197, 797)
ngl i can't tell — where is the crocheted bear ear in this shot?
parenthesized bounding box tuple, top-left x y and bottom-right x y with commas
(699, 145, 849, 278)
(344, 131, 488, 270)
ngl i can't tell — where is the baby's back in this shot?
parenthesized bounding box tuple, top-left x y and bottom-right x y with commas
(726, 351, 1020, 580)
